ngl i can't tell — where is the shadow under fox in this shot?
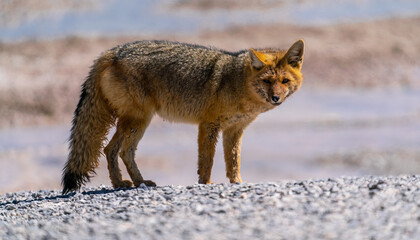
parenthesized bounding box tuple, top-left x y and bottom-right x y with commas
(62, 40, 304, 194)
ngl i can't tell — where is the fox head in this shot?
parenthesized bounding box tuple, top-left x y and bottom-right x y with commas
(246, 40, 304, 107)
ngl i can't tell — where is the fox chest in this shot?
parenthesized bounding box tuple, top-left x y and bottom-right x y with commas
(215, 103, 273, 129)
(218, 112, 258, 129)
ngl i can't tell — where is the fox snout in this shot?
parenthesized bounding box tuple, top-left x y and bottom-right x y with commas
(270, 95, 283, 106)
(270, 96, 283, 106)
(271, 95, 280, 103)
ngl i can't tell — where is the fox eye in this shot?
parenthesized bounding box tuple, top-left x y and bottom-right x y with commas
(282, 78, 290, 84)
(263, 79, 271, 84)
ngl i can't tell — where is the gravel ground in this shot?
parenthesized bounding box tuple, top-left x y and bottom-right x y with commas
(1, 176, 420, 240)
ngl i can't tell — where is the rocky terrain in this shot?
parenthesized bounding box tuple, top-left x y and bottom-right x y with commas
(1, 176, 420, 239)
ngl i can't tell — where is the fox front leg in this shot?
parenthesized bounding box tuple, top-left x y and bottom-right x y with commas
(223, 125, 245, 183)
(197, 122, 220, 184)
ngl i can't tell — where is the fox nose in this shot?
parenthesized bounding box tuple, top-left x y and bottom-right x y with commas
(271, 96, 280, 103)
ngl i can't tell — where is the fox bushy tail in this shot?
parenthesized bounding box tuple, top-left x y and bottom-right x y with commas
(62, 57, 115, 194)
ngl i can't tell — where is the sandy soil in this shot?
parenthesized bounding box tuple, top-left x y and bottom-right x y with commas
(0, 16, 419, 128)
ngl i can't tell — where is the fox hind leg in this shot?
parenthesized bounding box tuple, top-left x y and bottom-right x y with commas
(103, 117, 135, 188)
(119, 114, 156, 187)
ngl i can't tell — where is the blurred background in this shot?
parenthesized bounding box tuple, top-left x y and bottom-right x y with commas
(0, 0, 419, 193)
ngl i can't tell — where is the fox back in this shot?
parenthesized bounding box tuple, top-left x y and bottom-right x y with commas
(99, 40, 303, 124)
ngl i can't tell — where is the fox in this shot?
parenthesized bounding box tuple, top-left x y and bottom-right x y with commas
(61, 39, 304, 194)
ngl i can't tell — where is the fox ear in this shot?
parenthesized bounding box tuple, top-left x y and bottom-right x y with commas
(249, 49, 269, 70)
(285, 39, 304, 68)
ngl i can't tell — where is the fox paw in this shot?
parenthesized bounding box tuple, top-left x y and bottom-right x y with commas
(134, 180, 157, 187)
(113, 180, 133, 189)
(198, 180, 214, 184)
(230, 179, 242, 184)
(198, 178, 214, 184)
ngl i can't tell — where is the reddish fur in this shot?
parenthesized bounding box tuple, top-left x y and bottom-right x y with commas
(61, 40, 304, 193)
